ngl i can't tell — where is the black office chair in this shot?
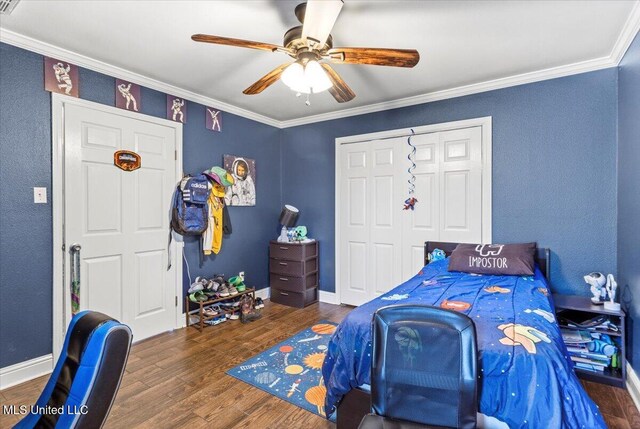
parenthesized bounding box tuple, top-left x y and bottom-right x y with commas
(359, 305, 478, 429)
(14, 311, 132, 429)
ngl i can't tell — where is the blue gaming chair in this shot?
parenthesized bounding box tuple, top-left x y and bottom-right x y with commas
(359, 305, 478, 429)
(14, 311, 132, 429)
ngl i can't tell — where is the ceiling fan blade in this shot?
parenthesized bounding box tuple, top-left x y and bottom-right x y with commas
(191, 34, 281, 52)
(321, 63, 355, 103)
(327, 47, 420, 68)
(243, 63, 292, 95)
(302, 0, 344, 47)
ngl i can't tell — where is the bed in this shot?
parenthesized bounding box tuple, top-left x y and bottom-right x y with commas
(322, 242, 606, 429)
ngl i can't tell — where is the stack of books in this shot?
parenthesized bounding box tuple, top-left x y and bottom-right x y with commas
(561, 329, 612, 373)
(558, 310, 619, 374)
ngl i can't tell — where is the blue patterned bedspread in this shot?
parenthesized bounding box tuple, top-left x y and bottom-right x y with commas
(322, 259, 606, 428)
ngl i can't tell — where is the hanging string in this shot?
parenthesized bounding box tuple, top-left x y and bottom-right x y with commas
(404, 129, 418, 210)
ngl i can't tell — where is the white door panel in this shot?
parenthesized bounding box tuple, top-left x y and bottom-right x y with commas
(64, 103, 177, 342)
(340, 142, 371, 305)
(83, 255, 123, 319)
(439, 127, 482, 243)
(339, 125, 486, 304)
(369, 139, 402, 297)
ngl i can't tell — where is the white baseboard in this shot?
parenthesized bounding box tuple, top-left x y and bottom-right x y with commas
(255, 287, 270, 300)
(319, 290, 339, 305)
(627, 362, 640, 412)
(0, 354, 53, 390)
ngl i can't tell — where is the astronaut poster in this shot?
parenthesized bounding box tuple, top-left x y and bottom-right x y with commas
(115, 79, 141, 112)
(44, 57, 79, 97)
(166, 95, 186, 123)
(223, 155, 256, 206)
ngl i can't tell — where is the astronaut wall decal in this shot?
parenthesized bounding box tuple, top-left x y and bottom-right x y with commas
(116, 79, 141, 112)
(206, 108, 222, 132)
(166, 95, 187, 123)
(115, 79, 140, 112)
(44, 57, 79, 97)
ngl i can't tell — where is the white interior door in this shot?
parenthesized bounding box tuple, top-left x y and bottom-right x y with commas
(63, 103, 178, 342)
(338, 124, 487, 306)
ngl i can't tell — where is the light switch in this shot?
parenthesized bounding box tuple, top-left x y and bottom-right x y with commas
(34, 187, 47, 204)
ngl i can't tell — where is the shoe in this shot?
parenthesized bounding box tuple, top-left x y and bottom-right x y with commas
(220, 297, 241, 307)
(229, 276, 246, 292)
(254, 297, 265, 309)
(227, 311, 240, 320)
(202, 306, 218, 317)
(217, 282, 230, 297)
(188, 277, 206, 293)
(205, 315, 227, 326)
(228, 284, 238, 296)
(189, 291, 207, 302)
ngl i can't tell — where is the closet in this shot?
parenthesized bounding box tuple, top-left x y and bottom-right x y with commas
(337, 124, 490, 306)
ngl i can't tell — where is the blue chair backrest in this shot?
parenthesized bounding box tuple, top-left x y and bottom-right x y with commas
(371, 305, 478, 429)
(14, 311, 132, 429)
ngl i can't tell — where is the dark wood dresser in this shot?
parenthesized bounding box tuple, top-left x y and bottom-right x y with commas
(269, 240, 318, 308)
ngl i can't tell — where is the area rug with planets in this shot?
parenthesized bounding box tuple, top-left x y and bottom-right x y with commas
(226, 321, 338, 420)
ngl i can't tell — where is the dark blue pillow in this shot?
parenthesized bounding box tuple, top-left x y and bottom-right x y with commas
(448, 243, 536, 276)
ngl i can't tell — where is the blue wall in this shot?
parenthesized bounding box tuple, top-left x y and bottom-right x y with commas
(618, 32, 640, 367)
(0, 40, 627, 371)
(281, 69, 619, 296)
(0, 42, 281, 368)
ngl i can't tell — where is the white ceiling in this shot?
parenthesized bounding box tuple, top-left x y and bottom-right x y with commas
(1, 1, 638, 125)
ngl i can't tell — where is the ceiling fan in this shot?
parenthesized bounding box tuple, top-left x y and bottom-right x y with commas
(191, 0, 420, 103)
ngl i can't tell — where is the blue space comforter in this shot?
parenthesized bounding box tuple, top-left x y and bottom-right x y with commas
(322, 259, 606, 428)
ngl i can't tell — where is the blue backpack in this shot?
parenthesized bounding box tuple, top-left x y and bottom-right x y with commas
(170, 174, 209, 236)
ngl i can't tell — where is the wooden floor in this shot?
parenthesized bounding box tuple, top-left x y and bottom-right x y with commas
(1, 300, 639, 429)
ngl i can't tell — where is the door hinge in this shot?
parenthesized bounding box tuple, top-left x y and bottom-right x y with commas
(175, 296, 178, 307)
(175, 150, 177, 160)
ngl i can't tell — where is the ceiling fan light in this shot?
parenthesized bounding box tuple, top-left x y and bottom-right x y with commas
(282, 62, 310, 94)
(305, 60, 333, 93)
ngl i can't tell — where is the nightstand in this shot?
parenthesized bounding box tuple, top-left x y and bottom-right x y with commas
(553, 294, 626, 388)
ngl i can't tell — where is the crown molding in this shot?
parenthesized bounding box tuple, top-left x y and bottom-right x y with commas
(279, 55, 617, 128)
(611, 0, 640, 65)
(2, 1, 639, 130)
(0, 28, 281, 128)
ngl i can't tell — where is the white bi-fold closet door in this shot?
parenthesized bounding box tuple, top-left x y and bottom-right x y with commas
(338, 125, 487, 306)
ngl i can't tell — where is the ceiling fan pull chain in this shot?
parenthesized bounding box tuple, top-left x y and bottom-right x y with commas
(305, 93, 311, 106)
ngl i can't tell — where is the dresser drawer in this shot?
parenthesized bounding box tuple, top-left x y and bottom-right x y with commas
(269, 258, 318, 277)
(269, 241, 318, 261)
(270, 287, 318, 308)
(270, 272, 318, 292)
